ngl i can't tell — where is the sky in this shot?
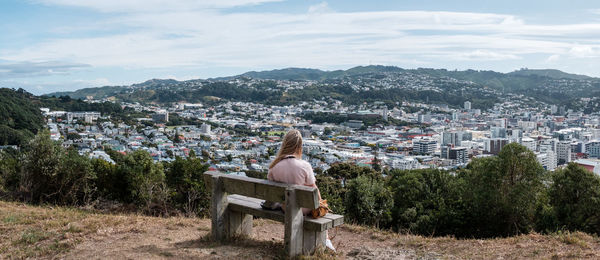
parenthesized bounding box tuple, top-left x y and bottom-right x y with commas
(1, 0, 600, 94)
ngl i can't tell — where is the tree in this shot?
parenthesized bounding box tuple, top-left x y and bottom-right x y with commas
(372, 154, 382, 172)
(21, 129, 64, 203)
(118, 150, 167, 213)
(21, 130, 96, 205)
(388, 169, 465, 236)
(344, 175, 393, 227)
(92, 158, 124, 200)
(549, 163, 600, 234)
(461, 143, 545, 237)
(165, 156, 209, 216)
(316, 175, 345, 214)
(0, 149, 22, 195)
(66, 132, 82, 140)
(325, 163, 379, 185)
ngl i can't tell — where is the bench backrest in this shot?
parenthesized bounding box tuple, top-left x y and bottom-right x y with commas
(204, 171, 319, 209)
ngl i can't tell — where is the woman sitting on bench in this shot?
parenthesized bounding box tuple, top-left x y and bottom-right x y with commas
(267, 129, 335, 251)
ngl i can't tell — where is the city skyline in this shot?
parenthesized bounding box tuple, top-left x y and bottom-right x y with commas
(1, 0, 600, 94)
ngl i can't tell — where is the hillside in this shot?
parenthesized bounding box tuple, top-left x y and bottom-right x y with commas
(509, 68, 592, 80)
(46, 65, 600, 111)
(0, 88, 45, 145)
(1, 201, 599, 259)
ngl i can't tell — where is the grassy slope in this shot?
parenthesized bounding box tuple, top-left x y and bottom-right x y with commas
(1, 200, 599, 259)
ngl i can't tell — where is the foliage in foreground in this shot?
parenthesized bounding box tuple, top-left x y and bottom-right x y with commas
(0, 130, 210, 217)
(2, 132, 600, 238)
(318, 143, 600, 238)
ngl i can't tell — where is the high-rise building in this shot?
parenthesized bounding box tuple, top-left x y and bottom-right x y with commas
(449, 147, 468, 164)
(537, 151, 557, 171)
(152, 110, 169, 123)
(585, 141, 600, 158)
(442, 131, 462, 146)
(491, 127, 507, 138)
(557, 141, 572, 165)
(550, 105, 558, 114)
(382, 106, 388, 121)
(464, 101, 471, 110)
(521, 137, 537, 152)
(487, 138, 509, 155)
(413, 138, 437, 155)
(200, 123, 211, 135)
(418, 113, 432, 124)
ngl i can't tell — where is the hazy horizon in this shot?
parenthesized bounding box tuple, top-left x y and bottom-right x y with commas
(2, 0, 600, 94)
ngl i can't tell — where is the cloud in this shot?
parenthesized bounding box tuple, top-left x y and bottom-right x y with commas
(454, 50, 521, 61)
(73, 78, 111, 86)
(545, 54, 560, 63)
(33, 0, 284, 12)
(568, 45, 599, 58)
(308, 2, 331, 14)
(0, 60, 90, 78)
(4, 4, 600, 79)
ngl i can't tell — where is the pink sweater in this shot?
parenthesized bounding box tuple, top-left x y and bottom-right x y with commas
(267, 156, 316, 214)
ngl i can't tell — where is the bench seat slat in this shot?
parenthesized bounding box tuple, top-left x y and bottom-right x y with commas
(228, 196, 285, 222)
(227, 195, 339, 231)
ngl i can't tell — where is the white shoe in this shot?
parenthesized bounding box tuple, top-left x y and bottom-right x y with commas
(325, 238, 336, 252)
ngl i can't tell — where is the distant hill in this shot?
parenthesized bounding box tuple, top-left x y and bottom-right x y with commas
(49, 85, 128, 100)
(227, 65, 405, 81)
(46, 65, 600, 111)
(237, 68, 327, 81)
(508, 68, 592, 80)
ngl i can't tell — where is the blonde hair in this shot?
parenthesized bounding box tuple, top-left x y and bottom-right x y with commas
(269, 129, 303, 169)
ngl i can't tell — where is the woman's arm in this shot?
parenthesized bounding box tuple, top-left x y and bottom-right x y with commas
(304, 182, 322, 201)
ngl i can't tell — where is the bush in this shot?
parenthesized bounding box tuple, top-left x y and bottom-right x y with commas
(316, 175, 345, 214)
(344, 175, 393, 227)
(92, 158, 125, 200)
(460, 143, 546, 237)
(164, 156, 210, 217)
(57, 149, 96, 205)
(118, 150, 168, 213)
(0, 149, 22, 196)
(388, 169, 466, 236)
(21, 130, 96, 205)
(548, 163, 600, 234)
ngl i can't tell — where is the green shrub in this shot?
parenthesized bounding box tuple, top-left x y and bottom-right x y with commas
(118, 150, 168, 213)
(460, 143, 546, 237)
(0, 149, 22, 195)
(344, 175, 393, 227)
(316, 175, 345, 214)
(21, 130, 96, 205)
(388, 169, 466, 236)
(164, 156, 209, 217)
(549, 163, 600, 234)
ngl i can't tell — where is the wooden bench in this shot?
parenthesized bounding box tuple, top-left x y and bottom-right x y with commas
(203, 171, 343, 257)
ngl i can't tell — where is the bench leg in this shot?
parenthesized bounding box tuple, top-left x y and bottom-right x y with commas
(210, 176, 228, 242)
(303, 229, 327, 255)
(229, 211, 253, 238)
(284, 188, 303, 257)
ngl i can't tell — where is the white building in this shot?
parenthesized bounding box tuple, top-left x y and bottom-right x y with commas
(390, 158, 419, 170)
(556, 141, 572, 165)
(464, 101, 471, 110)
(413, 138, 437, 155)
(521, 137, 537, 152)
(537, 151, 557, 171)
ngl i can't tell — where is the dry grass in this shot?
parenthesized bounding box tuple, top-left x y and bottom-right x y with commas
(1, 200, 600, 259)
